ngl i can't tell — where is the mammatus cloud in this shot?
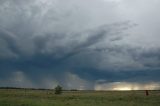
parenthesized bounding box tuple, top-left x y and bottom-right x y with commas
(0, 0, 160, 90)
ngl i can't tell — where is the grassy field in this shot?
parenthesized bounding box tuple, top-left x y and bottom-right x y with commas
(0, 89, 160, 106)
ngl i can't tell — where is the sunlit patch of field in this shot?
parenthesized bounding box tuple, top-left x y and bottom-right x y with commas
(0, 89, 160, 106)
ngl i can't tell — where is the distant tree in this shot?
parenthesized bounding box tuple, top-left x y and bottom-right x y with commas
(70, 89, 78, 91)
(54, 85, 62, 94)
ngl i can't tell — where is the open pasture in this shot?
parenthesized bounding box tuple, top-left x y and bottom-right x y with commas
(0, 89, 160, 106)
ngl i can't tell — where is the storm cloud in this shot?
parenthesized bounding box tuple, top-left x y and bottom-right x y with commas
(0, 0, 160, 90)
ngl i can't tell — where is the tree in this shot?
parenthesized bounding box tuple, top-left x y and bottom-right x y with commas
(54, 85, 62, 94)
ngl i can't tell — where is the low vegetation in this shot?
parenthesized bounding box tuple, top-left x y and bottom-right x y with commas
(0, 89, 160, 106)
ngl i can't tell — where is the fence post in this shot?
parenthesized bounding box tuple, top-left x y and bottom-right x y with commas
(145, 90, 149, 96)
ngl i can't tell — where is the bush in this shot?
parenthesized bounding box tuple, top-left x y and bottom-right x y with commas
(54, 85, 62, 94)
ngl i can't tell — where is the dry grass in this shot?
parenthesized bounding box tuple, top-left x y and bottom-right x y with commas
(0, 89, 160, 106)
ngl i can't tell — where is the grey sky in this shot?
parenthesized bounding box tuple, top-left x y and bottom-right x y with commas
(0, 0, 160, 90)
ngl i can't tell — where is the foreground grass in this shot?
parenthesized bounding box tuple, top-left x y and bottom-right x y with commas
(0, 89, 160, 106)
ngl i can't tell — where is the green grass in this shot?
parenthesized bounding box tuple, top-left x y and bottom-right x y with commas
(0, 89, 160, 106)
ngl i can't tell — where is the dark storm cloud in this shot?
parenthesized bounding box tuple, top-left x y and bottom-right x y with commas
(0, 0, 160, 89)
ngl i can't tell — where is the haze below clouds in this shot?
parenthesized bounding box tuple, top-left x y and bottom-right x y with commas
(0, 0, 160, 90)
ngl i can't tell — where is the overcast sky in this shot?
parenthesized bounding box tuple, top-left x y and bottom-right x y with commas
(0, 0, 160, 90)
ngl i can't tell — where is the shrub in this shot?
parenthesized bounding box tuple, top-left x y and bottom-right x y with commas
(54, 85, 62, 94)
